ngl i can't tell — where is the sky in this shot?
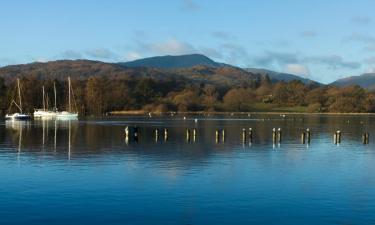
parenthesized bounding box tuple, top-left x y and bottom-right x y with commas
(1, 0, 375, 83)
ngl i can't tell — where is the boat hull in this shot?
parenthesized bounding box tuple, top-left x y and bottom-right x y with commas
(5, 113, 32, 121)
(33, 110, 58, 119)
(56, 111, 78, 120)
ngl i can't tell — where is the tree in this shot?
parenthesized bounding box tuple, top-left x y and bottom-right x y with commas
(223, 88, 255, 111)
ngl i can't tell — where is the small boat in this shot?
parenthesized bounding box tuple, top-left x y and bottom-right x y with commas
(56, 77, 78, 120)
(5, 78, 32, 121)
(5, 113, 31, 120)
(34, 83, 58, 119)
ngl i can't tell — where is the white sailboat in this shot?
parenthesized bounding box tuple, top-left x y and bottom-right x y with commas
(34, 83, 58, 119)
(5, 78, 32, 121)
(56, 77, 78, 120)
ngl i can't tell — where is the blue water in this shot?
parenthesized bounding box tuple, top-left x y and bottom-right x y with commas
(0, 115, 374, 224)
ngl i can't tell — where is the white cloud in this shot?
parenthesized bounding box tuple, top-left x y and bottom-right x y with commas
(140, 39, 196, 55)
(125, 51, 142, 61)
(284, 64, 310, 77)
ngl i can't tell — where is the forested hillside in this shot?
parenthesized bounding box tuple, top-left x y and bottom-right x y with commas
(0, 60, 374, 116)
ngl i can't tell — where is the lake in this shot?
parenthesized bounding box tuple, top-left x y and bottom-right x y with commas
(0, 114, 374, 225)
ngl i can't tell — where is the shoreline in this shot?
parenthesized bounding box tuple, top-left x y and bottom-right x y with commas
(109, 110, 375, 116)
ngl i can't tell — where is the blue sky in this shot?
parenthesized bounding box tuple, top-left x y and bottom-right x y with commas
(1, 0, 375, 83)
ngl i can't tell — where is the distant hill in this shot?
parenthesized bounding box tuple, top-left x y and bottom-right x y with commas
(0, 59, 263, 87)
(331, 73, 375, 91)
(245, 68, 321, 86)
(119, 54, 224, 69)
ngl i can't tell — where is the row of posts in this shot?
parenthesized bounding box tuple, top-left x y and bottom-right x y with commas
(125, 126, 370, 145)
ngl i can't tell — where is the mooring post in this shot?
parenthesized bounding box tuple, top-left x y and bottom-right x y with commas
(362, 132, 369, 144)
(306, 128, 311, 144)
(221, 129, 226, 143)
(277, 128, 282, 143)
(164, 128, 168, 142)
(186, 129, 190, 142)
(272, 128, 276, 144)
(337, 130, 341, 144)
(249, 128, 253, 143)
(125, 126, 129, 141)
(334, 130, 341, 145)
(134, 127, 139, 143)
(193, 129, 197, 142)
(242, 128, 246, 143)
(215, 130, 220, 143)
(301, 132, 306, 144)
(154, 129, 159, 142)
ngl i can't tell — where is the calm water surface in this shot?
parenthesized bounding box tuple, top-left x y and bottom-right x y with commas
(0, 114, 375, 225)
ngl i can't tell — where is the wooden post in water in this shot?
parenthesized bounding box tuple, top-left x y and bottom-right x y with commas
(334, 130, 341, 145)
(186, 129, 190, 142)
(334, 131, 337, 144)
(249, 128, 253, 143)
(306, 128, 311, 144)
(193, 129, 197, 142)
(362, 132, 369, 144)
(164, 128, 168, 142)
(134, 127, 139, 143)
(215, 130, 220, 143)
(221, 129, 225, 143)
(277, 128, 282, 143)
(242, 128, 246, 143)
(272, 128, 277, 144)
(125, 126, 129, 144)
(301, 132, 306, 144)
(154, 129, 159, 142)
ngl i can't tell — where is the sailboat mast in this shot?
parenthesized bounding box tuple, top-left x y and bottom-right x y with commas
(54, 82, 57, 111)
(68, 77, 71, 113)
(42, 86, 45, 111)
(17, 78, 22, 113)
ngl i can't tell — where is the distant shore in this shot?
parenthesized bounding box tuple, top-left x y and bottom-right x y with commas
(109, 110, 375, 116)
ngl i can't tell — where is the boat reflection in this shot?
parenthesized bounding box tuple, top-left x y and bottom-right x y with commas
(5, 119, 78, 160)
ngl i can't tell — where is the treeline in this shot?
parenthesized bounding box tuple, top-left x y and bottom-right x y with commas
(1, 75, 375, 116)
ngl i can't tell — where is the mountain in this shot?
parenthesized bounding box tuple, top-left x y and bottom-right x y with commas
(331, 73, 375, 91)
(119, 54, 223, 69)
(245, 68, 321, 86)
